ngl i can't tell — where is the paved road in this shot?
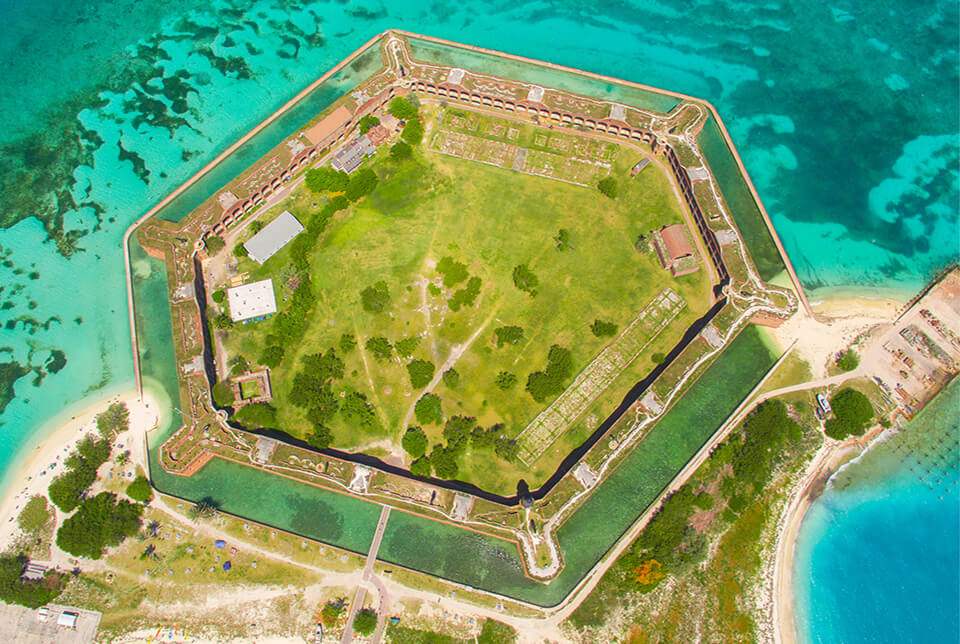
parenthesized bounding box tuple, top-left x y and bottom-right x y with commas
(341, 505, 391, 644)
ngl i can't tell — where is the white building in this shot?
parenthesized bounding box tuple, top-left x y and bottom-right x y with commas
(227, 279, 277, 322)
(243, 211, 304, 264)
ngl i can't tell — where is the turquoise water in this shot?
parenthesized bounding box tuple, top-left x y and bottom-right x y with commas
(0, 0, 955, 630)
(793, 379, 960, 644)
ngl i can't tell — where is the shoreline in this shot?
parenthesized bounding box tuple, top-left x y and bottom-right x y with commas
(0, 389, 160, 554)
(772, 426, 886, 644)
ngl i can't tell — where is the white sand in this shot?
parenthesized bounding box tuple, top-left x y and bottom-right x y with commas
(0, 389, 160, 552)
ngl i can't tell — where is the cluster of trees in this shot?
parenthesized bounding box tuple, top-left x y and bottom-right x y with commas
(408, 416, 519, 480)
(361, 281, 391, 313)
(358, 114, 380, 134)
(448, 276, 481, 311)
(590, 319, 618, 338)
(305, 167, 349, 193)
(836, 349, 860, 372)
(395, 336, 421, 357)
(824, 388, 874, 439)
(353, 608, 378, 636)
(366, 336, 393, 361)
(234, 402, 278, 429)
(401, 426, 428, 458)
(402, 119, 424, 145)
(345, 168, 379, 202)
(436, 256, 468, 287)
(286, 348, 346, 446)
(388, 96, 419, 120)
(56, 492, 144, 559)
(406, 359, 436, 389)
(212, 381, 235, 407)
(48, 435, 112, 512)
(494, 325, 524, 347)
(0, 554, 67, 608)
(96, 402, 130, 439)
(525, 345, 574, 403)
(391, 141, 412, 159)
(340, 391, 380, 432)
(512, 264, 539, 296)
(598, 176, 618, 198)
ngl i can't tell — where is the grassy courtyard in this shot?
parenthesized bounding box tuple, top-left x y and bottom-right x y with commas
(215, 112, 712, 493)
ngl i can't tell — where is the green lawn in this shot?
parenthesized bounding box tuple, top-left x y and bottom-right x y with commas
(219, 131, 711, 492)
(239, 380, 260, 399)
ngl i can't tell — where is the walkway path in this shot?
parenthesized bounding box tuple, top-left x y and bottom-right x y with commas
(341, 505, 391, 644)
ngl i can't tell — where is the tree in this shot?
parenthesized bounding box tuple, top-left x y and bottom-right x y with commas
(598, 176, 618, 198)
(365, 336, 393, 361)
(512, 264, 539, 296)
(390, 141, 412, 159)
(189, 498, 220, 521)
(410, 456, 432, 477)
(430, 445, 459, 479)
(232, 243, 248, 258)
(442, 368, 460, 389)
(448, 276, 481, 311)
(211, 289, 226, 303)
(48, 436, 111, 512)
(260, 344, 285, 368)
(837, 350, 860, 372)
(339, 333, 357, 353)
(388, 96, 419, 120)
(213, 312, 233, 329)
(17, 496, 50, 534)
(340, 392, 380, 431)
(0, 554, 66, 608)
(345, 168, 379, 202)
(590, 319, 618, 337)
(407, 359, 435, 389)
(495, 371, 517, 390)
(402, 426, 428, 458)
(249, 220, 264, 234)
(436, 256, 469, 287)
(96, 402, 129, 438)
(443, 416, 477, 452)
(402, 118, 424, 145)
(358, 114, 380, 134)
(305, 167, 349, 193)
(353, 608, 378, 636)
(234, 402, 278, 429)
(126, 475, 153, 504)
(494, 325, 524, 347)
(414, 393, 443, 426)
(525, 345, 573, 403)
(307, 425, 333, 450)
(395, 336, 421, 357)
(55, 492, 144, 559)
(824, 388, 874, 439)
(205, 236, 225, 254)
(361, 281, 391, 313)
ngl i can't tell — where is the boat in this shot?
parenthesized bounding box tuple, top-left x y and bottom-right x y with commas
(816, 393, 832, 415)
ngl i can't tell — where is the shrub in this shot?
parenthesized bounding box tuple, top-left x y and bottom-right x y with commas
(249, 220, 264, 234)
(395, 336, 421, 357)
(414, 393, 443, 426)
(205, 236, 225, 254)
(390, 141, 412, 159)
(361, 281, 391, 313)
(693, 492, 714, 510)
(358, 114, 380, 134)
(436, 256, 469, 287)
(410, 456, 432, 477)
(554, 228, 572, 251)
(824, 388, 874, 439)
(402, 118, 424, 145)
(96, 402, 129, 438)
(590, 319, 618, 338)
(339, 333, 357, 353)
(478, 619, 518, 644)
(427, 283, 441, 296)
(305, 167, 349, 193)
(212, 381, 235, 407)
(345, 168, 378, 202)
(233, 243, 248, 258)
(402, 426, 428, 458)
(320, 601, 343, 627)
(353, 608, 378, 636)
(340, 392, 380, 431)
(494, 325, 524, 347)
(126, 475, 153, 504)
(836, 350, 860, 372)
(442, 368, 459, 389)
(598, 176, 618, 198)
(407, 359, 435, 389)
(651, 352, 666, 364)
(211, 289, 225, 303)
(307, 425, 333, 450)
(55, 492, 143, 559)
(17, 496, 50, 534)
(213, 312, 232, 329)
(388, 96, 418, 120)
(525, 345, 574, 403)
(512, 264, 539, 296)
(234, 403, 278, 429)
(366, 336, 393, 361)
(495, 371, 517, 390)
(448, 276, 481, 311)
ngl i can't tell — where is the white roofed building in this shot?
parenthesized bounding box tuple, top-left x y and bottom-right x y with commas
(227, 279, 277, 322)
(243, 211, 304, 264)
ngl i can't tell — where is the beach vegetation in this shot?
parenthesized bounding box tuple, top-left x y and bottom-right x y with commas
(353, 608, 378, 636)
(96, 401, 130, 439)
(17, 496, 51, 534)
(48, 436, 112, 513)
(824, 388, 874, 439)
(55, 492, 143, 559)
(0, 554, 67, 608)
(836, 349, 860, 372)
(125, 475, 153, 504)
(205, 236, 225, 254)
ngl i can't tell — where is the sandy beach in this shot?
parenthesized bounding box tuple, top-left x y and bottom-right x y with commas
(0, 389, 160, 553)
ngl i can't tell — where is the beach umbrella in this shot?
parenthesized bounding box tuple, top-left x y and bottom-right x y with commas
(223, 561, 231, 571)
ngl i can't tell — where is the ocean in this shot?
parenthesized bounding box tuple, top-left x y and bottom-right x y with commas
(0, 0, 955, 638)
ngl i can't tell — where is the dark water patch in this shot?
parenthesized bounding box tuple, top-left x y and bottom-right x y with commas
(0, 302, 12, 311)
(244, 42, 263, 56)
(285, 494, 345, 539)
(222, 36, 237, 48)
(346, 5, 387, 20)
(27, 271, 39, 280)
(0, 360, 29, 414)
(278, 36, 301, 59)
(125, 87, 194, 137)
(117, 139, 151, 184)
(45, 350, 67, 375)
(193, 46, 253, 80)
(73, 316, 83, 325)
(27, 301, 37, 310)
